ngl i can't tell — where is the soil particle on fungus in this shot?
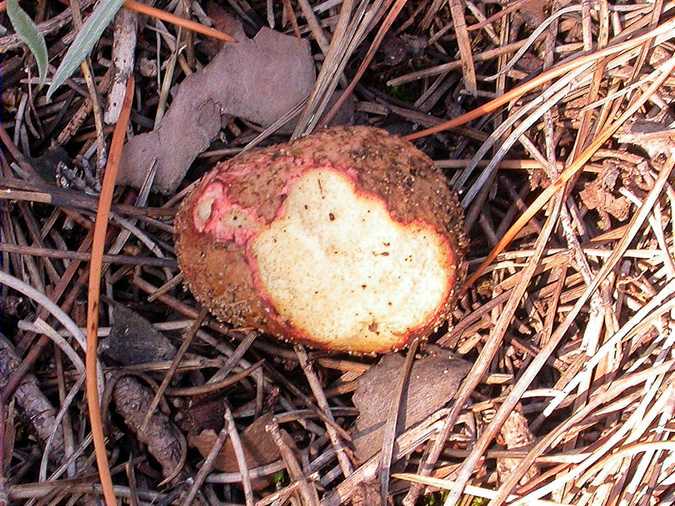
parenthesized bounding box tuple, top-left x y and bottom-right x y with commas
(175, 126, 467, 354)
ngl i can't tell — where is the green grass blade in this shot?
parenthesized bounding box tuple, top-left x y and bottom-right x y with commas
(6, 0, 48, 85)
(46, 0, 125, 101)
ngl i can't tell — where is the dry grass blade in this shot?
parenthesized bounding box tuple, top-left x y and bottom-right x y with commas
(404, 17, 675, 142)
(2, 2, 674, 504)
(224, 403, 254, 506)
(296, 345, 353, 478)
(123, 0, 235, 42)
(85, 76, 134, 506)
(461, 57, 675, 295)
(448, 0, 476, 96)
(379, 337, 420, 501)
(267, 420, 320, 506)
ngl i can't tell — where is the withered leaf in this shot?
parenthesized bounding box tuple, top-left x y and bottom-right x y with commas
(189, 412, 280, 472)
(119, 26, 315, 193)
(351, 348, 471, 463)
(101, 302, 176, 366)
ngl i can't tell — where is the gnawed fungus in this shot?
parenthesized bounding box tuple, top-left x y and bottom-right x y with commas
(175, 126, 466, 353)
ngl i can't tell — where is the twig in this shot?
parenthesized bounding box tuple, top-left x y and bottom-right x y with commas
(379, 338, 420, 502)
(295, 345, 353, 478)
(69, 0, 107, 175)
(123, 0, 235, 43)
(140, 307, 209, 432)
(267, 420, 320, 506)
(0, 243, 177, 268)
(105, 6, 138, 125)
(224, 402, 254, 506)
(403, 18, 675, 141)
(180, 412, 229, 506)
(85, 76, 134, 506)
(166, 360, 263, 396)
(449, 0, 476, 95)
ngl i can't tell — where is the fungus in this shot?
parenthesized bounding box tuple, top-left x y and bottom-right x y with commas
(175, 126, 466, 353)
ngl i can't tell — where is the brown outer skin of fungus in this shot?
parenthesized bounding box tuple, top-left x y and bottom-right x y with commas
(174, 126, 467, 354)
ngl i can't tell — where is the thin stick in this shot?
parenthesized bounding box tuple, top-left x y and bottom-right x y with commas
(459, 58, 675, 295)
(0, 243, 176, 268)
(402, 17, 675, 141)
(180, 420, 229, 506)
(69, 0, 107, 175)
(449, 0, 477, 95)
(123, 0, 235, 43)
(140, 307, 209, 432)
(380, 337, 420, 502)
(224, 403, 254, 506)
(85, 76, 134, 506)
(295, 345, 353, 478)
(266, 421, 320, 506)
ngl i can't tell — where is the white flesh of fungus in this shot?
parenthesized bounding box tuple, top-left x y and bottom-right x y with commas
(250, 168, 451, 351)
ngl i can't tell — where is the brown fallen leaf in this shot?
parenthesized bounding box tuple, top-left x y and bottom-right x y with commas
(119, 26, 315, 193)
(101, 302, 176, 365)
(351, 347, 471, 463)
(189, 412, 280, 474)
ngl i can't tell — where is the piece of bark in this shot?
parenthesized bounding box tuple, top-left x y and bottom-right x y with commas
(112, 375, 186, 479)
(351, 348, 470, 463)
(496, 405, 538, 484)
(351, 479, 382, 506)
(104, 7, 138, 124)
(0, 333, 64, 464)
(119, 27, 315, 194)
(579, 162, 630, 231)
(100, 303, 176, 366)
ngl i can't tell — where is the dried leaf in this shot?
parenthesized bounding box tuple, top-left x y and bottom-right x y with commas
(189, 413, 280, 472)
(46, 0, 124, 100)
(6, 0, 48, 85)
(351, 348, 471, 463)
(100, 303, 176, 366)
(119, 25, 316, 193)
